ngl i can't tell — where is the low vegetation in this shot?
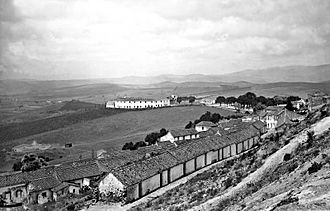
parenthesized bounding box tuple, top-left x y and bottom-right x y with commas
(176, 96, 196, 104)
(12, 153, 49, 172)
(0, 107, 127, 143)
(215, 92, 301, 111)
(122, 128, 168, 150)
(185, 111, 242, 129)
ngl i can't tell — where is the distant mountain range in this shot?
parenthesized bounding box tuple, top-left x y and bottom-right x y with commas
(105, 64, 330, 84)
(1, 64, 329, 84)
(1, 64, 329, 98)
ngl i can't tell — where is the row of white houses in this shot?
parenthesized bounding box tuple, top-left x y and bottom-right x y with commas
(106, 98, 170, 109)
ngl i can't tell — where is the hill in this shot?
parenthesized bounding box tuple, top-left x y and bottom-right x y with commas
(0, 79, 127, 97)
(220, 64, 330, 83)
(0, 106, 236, 152)
(104, 64, 330, 85)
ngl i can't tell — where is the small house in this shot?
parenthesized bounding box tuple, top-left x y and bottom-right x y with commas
(55, 159, 107, 188)
(195, 121, 217, 132)
(159, 128, 200, 143)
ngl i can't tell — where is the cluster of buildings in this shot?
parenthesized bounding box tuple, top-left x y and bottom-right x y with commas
(0, 119, 266, 206)
(308, 91, 330, 111)
(106, 97, 170, 109)
(4, 91, 327, 207)
(257, 107, 305, 130)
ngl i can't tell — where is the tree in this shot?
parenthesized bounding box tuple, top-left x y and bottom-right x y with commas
(145, 132, 160, 145)
(227, 97, 237, 104)
(256, 96, 268, 104)
(215, 96, 226, 104)
(159, 128, 167, 137)
(189, 96, 196, 103)
(200, 111, 212, 121)
(134, 141, 147, 149)
(285, 100, 294, 111)
(177, 97, 182, 104)
(21, 154, 48, 172)
(185, 121, 193, 129)
(122, 142, 134, 150)
(12, 161, 23, 171)
(210, 113, 222, 123)
(287, 96, 300, 102)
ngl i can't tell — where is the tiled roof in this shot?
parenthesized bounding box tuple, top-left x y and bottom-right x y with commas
(51, 182, 69, 192)
(276, 109, 305, 128)
(115, 97, 168, 101)
(196, 121, 217, 127)
(111, 152, 179, 186)
(55, 160, 105, 182)
(0, 166, 56, 188)
(252, 120, 266, 130)
(168, 136, 225, 163)
(29, 176, 61, 192)
(0, 172, 27, 188)
(51, 182, 79, 192)
(170, 128, 199, 137)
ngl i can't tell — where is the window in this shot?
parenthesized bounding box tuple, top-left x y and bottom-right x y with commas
(16, 189, 23, 198)
(73, 189, 76, 194)
(42, 192, 47, 198)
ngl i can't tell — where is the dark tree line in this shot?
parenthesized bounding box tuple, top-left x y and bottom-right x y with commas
(215, 92, 301, 111)
(12, 154, 49, 172)
(185, 111, 242, 129)
(177, 96, 196, 104)
(122, 128, 167, 150)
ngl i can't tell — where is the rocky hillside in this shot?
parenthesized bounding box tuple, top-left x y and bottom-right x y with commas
(131, 105, 330, 211)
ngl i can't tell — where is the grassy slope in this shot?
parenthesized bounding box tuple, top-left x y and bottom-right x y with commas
(1, 106, 235, 152)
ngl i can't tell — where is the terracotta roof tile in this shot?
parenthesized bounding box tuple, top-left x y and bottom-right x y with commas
(170, 128, 199, 137)
(196, 121, 217, 127)
(29, 176, 61, 192)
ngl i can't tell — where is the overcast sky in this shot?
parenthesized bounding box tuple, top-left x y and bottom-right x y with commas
(0, 0, 329, 79)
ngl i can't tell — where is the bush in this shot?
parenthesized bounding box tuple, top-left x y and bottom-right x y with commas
(283, 153, 291, 161)
(308, 162, 323, 174)
(122, 142, 134, 150)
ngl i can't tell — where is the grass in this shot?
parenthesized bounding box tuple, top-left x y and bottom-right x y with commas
(0, 106, 236, 168)
(3, 106, 233, 149)
(0, 107, 127, 143)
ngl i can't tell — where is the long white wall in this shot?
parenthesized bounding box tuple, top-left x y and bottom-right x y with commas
(106, 99, 170, 109)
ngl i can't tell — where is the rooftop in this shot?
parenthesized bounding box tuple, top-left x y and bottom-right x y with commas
(196, 121, 217, 127)
(29, 176, 61, 192)
(115, 97, 168, 101)
(169, 128, 199, 137)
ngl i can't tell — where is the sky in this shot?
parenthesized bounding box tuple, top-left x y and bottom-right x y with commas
(0, 0, 330, 79)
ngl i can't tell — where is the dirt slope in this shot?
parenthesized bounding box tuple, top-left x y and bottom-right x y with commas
(191, 115, 330, 211)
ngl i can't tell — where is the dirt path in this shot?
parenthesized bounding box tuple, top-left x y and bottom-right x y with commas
(189, 116, 330, 211)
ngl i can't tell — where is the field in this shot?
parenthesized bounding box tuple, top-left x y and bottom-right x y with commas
(0, 105, 236, 172)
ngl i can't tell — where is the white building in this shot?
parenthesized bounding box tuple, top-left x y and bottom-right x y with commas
(106, 97, 170, 109)
(195, 121, 217, 132)
(159, 129, 200, 143)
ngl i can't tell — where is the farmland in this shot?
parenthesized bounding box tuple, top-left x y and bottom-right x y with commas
(0, 105, 236, 172)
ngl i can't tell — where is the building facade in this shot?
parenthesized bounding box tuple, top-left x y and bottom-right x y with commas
(106, 98, 170, 109)
(159, 129, 200, 143)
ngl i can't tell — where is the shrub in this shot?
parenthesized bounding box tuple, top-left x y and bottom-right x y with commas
(308, 162, 323, 174)
(283, 153, 291, 161)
